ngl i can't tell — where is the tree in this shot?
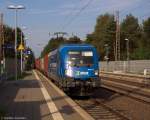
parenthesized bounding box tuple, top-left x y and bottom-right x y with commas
(133, 17, 150, 60)
(132, 47, 150, 60)
(143, 17, 150, 48)
(85, 13, 150, 60)
(3, 25, 24, 58)
(85, 13, 116, 60)
(40, 35, 83, 57)
(120, 14, 142, 60)
(3, 25, 15, 57)
(41, 37, 65, 57)
(86, 33, 95, 44)
(66, 36, 82, 44)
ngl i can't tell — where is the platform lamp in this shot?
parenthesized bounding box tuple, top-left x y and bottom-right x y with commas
(125, 38, 130, 72)
(7, 5, 25, 80)
(20, 26, 27, 74)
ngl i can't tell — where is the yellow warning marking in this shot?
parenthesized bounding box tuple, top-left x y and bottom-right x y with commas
(18, 44, 24, 50)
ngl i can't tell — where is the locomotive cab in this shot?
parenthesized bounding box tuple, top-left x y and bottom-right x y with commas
(58, 44, 100, 96)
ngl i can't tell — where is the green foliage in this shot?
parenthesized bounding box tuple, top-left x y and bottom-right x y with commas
(143, 17, 150, 48)
(86, 13, 116, 60)
(143, 17, 150, 37)
(85, 13, 150, 60)
(39, 14, 150, 60)
(131, 47, 150, 60)
(41, 37, 65, 57)
(3, 25, 15, 57)
(40, 36, 82, 57)
(67, 36, 82, 44)
(3, 25, 24, 58)
(86, 33, 95, 44)
(120, 14, 142, 59)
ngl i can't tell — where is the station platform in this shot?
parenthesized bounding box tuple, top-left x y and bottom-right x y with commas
(0, 70, 94, 120)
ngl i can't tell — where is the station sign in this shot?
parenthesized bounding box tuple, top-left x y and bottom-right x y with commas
(24, 49, 31, 55)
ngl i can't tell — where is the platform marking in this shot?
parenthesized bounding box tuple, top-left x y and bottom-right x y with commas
(37, 70, 95, 120)
(33, 70, 64, 120)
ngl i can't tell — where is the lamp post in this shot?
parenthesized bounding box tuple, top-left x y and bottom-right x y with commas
(20, 26, 27, 74)
(24, 37, 28, 48)
(104, 44, 109, 71)
(8, 5, 25, 80)
(23, 37, 28, 70)
(125, 38, 130, 72)
(0, 12, 4, 78)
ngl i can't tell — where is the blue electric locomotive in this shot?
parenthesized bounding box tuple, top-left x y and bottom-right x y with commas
(48, 44, 100, 96)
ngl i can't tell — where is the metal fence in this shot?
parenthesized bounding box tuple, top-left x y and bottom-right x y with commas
(100, 60, 150, 74)
(0, 58, 21, 81)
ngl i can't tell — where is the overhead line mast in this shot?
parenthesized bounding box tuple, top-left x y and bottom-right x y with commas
(49, 32, 68, 39)
(54, 32, 68, 38)
(115, 11, 120, 61)
(114, 11, 121, 71)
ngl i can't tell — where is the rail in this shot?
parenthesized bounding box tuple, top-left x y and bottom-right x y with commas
(75, 99, 130, 120)
(100, 70, 150, 86)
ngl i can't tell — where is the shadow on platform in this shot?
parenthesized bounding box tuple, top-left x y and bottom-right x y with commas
(0, 72, 77, 120)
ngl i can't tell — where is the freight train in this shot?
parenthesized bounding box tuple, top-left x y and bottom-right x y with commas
(35, 44, 100, 96)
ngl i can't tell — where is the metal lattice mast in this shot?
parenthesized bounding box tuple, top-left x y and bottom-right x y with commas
(54, 32, 67, 38)
(115, 11, 120, 61)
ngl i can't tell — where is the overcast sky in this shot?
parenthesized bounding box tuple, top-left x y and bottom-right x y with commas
(0, 0, 150, 57)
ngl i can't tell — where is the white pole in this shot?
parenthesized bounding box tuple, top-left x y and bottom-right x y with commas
(15, 9, 18, 80)
(21, 30, 23, 74)
(127, 39, 130, 72)
(8, 5, 25, 80)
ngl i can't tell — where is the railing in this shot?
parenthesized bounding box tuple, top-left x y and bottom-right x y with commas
(143, 68, 150, 85)
(100, 60, 150, 74)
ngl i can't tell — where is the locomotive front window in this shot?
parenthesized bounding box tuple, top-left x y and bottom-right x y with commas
(67, 51, 93, 67)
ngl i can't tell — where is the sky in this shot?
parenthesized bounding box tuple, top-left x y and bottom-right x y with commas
(0, 0, 150, 57)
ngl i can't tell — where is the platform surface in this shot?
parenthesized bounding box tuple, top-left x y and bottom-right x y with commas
(0, 70, 93, 120)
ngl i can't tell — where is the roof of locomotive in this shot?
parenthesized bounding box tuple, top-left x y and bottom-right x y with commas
(59, 44, 95, 51)
(48, 44, 96, 56)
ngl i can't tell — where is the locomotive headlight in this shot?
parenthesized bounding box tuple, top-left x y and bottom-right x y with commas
(94, 70, 99, 75)
(65, 69, 73, 77)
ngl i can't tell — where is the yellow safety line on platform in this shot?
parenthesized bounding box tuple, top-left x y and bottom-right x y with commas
(33, 70, 64, 120)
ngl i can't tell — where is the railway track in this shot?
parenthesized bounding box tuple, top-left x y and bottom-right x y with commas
(73, 82, 150, 120)
(100, 72, 150, 104)
(37, 70, 150, 120)
(100, 71, 150, 85)
(75, 98, 131, 120)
